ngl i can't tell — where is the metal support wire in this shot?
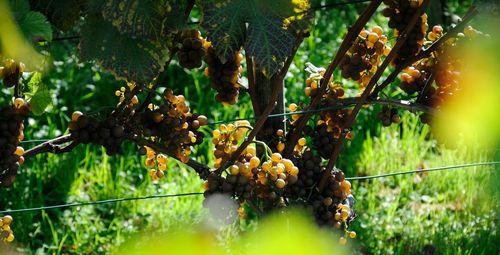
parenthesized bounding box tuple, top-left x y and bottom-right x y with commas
(346, 162, 500, 180)
(1, 162, 499, 214)
(0, 192, 203, 214)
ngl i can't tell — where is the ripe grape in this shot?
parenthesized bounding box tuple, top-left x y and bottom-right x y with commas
(0, 215, 14, 243)
(1, 59, 24, 88)
(0, 99, 30, 187)
(177, 29, 207, 69)
(377, 106, 400, 126)
(382, 0, 428, 65)
(68, 112, 126, 155)
(204, 46, 243, 105)
(340, 27, 390, 87)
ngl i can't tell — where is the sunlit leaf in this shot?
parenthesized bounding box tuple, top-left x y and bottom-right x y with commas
(116, 210, 348, 255)
(17, 11, 53, 42)
(79, 14, 169, 84)
(200, 0, 312, 76)
(25, 72, 52, 115)
(101, 0, 187, 40)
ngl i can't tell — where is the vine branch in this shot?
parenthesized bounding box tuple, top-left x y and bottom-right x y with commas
(131, 136, 211, 179)
(319, 0, 431, 191)
(216, 36, 304, 174)
(22, 133, 211, 180)
(246, 55, 260, 116)
(370, 6, 478, 97)
(338, 97, 435, 114)
(23, 134, 75, 158)
(283, 0, 383, 158)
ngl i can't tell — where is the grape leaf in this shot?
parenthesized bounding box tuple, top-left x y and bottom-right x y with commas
(245, 13, 295, 76)
(200, 0, 312, 76)
(9, 0, 53, 42)
(17, 12, 53, 42)
(199, 1, 246, 63)
(79, 14, 169, 84)
(25, 72, 52, 115)
(101, 0, 187, 40)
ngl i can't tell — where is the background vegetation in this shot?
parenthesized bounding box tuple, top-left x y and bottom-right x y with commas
(0, 0, 498, 254)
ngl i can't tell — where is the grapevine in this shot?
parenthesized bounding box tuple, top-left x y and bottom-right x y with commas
(398, 25, 487, 123)
(0, 58, 29, 187)
(0, 0, 487, 249)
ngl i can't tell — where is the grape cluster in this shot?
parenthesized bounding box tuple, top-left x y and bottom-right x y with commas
(207, 121, 301, 205)
(205, 149, 298, 203)
(340, 26, 390, 86)
(309, 110, 350, 159)
(206, 120, 358, 241)
(137, 89, 207, 163)
(68, 111, 126, 155)
(286, 159, 356, 243)
(290, 64, 352, 159)
(378, 106, 401, 126)
(398, 25, 484, 123)
(142, 146, 168, 181)
(177, 30, 208, 69)
(204, 47, 243, 105)
(0, 215, 14, 243)
(212, 121, 251, 168)
(0, 98, 29, 187)
(0, 59, 24, 88)
(309, 170, 354, 227)
(286, 150, 323, 200)
(382, 0, 428, 65)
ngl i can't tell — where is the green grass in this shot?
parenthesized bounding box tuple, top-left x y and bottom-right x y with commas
(350, 114, 499, 255)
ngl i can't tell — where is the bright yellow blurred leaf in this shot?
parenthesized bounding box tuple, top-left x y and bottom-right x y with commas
(115, 210, 349, 255)
(0, 0, 46, 70)
(432, 24, 500, 149)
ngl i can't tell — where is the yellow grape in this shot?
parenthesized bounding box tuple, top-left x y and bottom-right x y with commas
(71, 111, 83, 122)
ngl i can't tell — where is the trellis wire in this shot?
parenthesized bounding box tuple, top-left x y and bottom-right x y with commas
(345, 161, 500, 180)
(0, 192, 204, 214)
(1, 161, 498, 214)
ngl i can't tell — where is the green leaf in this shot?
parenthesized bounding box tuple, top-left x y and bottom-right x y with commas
(80, 14, 169, 84)
(101, 0, 187, 40)
(26, 72, 52, 115)
(18, 11, 53, 42)
(9, 0, 53, 42)
(199, 0, 246, 63)
(245, 12, 295, 76)
(200, 0, 312, 76)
